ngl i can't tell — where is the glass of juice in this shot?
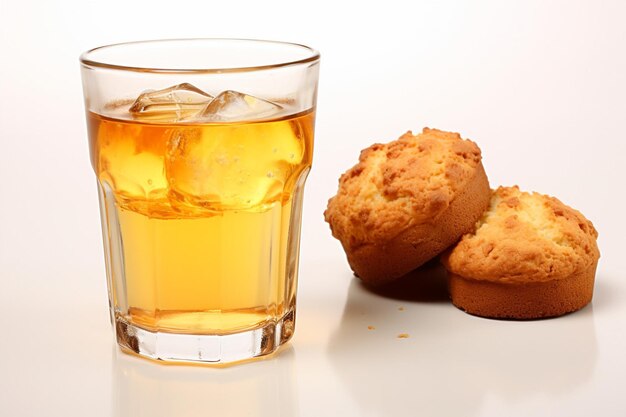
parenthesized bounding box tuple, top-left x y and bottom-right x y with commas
(80, 39, 320, 364)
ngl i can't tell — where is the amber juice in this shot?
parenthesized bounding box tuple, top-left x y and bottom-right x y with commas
(88, 106, 314, 336)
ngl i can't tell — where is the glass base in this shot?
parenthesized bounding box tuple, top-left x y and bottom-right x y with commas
(114, 309, 295, 364)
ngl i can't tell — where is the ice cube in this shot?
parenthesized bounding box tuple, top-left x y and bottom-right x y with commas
(199, 90, 283, 122)
(129, 83, 213, 122)
(165, 122, 299, 210)
(95, 115, 169, 205)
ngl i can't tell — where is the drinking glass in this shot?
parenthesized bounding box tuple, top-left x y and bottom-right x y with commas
(80, 39, 320, 364)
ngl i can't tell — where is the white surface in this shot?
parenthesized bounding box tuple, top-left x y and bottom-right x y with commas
(1, 0, 625, 416)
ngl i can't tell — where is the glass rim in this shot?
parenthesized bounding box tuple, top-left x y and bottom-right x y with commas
(79, 38, 320, 74)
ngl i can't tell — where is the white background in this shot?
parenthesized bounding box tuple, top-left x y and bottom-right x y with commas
(1, 1, 625, 416)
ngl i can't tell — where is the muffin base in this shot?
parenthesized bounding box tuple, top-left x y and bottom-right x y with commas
(347, 162, 491, 286)
(447, 262, 597, 319)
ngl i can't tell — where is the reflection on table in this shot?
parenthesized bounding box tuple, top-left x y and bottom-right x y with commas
(327, 262, 598, 416)
(112, 345, 298, 417)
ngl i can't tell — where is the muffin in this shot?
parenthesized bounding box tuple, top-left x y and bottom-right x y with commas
(324, 128, 491, 285)
(441, 186, 600, 319)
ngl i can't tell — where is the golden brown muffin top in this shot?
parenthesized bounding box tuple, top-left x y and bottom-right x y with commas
(324, 128, 483, 249)
(442, 186, 600, 283)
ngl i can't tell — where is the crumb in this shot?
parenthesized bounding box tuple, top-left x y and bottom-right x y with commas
(367, 325, 376, 330)
(397, 333, 410, 339)
(398, 306, 405, 311)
